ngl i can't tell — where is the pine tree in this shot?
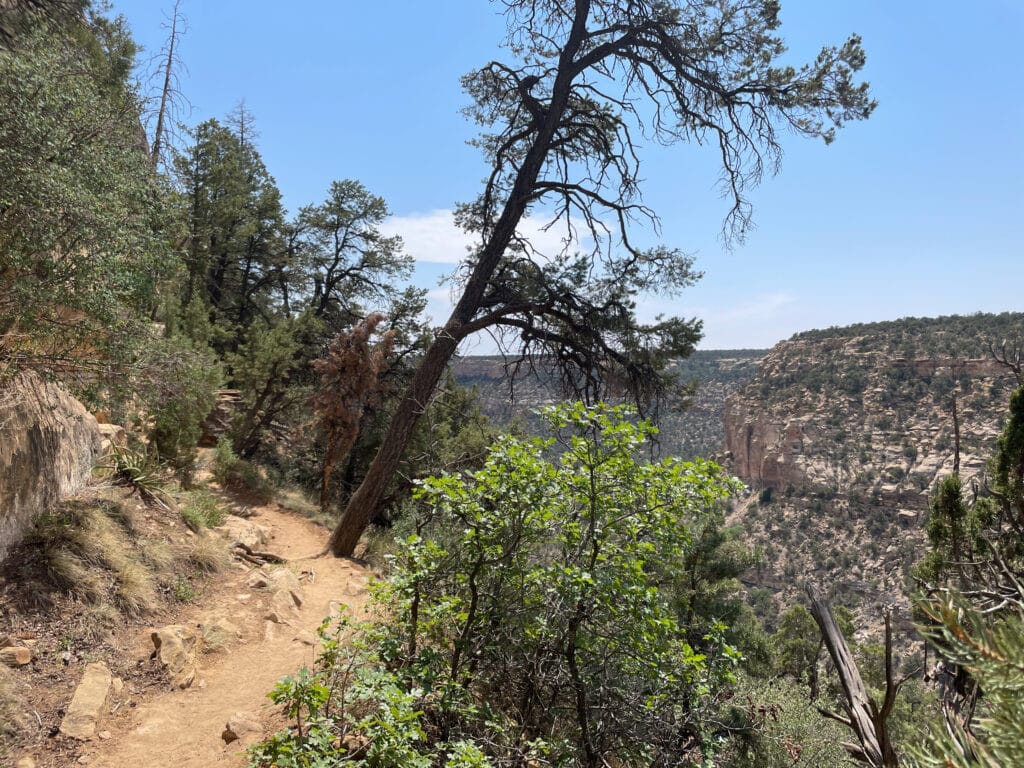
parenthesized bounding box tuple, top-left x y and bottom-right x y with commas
(912, 383, 1024, 766)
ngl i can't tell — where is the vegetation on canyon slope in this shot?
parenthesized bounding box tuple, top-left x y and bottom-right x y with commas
(2, 3, 1022, 767)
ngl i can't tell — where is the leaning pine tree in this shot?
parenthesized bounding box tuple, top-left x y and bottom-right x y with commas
(327, 0, 876, 556)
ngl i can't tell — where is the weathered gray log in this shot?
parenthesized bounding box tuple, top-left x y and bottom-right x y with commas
(806, 584, 900, 767)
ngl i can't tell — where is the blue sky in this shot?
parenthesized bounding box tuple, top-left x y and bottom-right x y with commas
(113, 1, 1023, 350)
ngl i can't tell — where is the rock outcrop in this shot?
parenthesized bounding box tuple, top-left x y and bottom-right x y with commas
(0, 371, 102, 562)
(720, 312, 1022, 619)
(724, 342, 1010, 501)
(151, 625, 200, 689)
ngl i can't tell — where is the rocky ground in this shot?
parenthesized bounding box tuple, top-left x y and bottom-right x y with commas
(1, 488, 372, 768)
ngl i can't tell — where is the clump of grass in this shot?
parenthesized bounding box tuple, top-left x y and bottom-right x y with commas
(24, 496, 158, 617)
(177, 532, 227, 574)
(171, 575, 197, 603)
(179, 489, 227, 531)
(140, 538, 175, 571)
(275, 486, 330, 526)
(0, 664, 25, 751)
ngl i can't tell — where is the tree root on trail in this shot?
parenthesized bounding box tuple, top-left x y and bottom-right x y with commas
(230, 541, 287, 565)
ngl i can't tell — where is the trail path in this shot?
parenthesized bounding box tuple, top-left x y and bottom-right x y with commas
(80, 504, 370, 768)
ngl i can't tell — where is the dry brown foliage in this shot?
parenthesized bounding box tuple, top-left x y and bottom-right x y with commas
(311, 314, 395, 514)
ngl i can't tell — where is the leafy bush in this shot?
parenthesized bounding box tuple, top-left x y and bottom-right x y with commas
(721, 675, 855, 767)
(213, 437, 273, 502)
(251, 403, 743, 766)
(212, 437, 240, 485)
(138, 334, 222, 478)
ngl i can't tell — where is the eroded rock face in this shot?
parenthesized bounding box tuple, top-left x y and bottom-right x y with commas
(720, 316, 1021, 621)
(723, 339, 1012, 501)
(0, 371, 102, 562)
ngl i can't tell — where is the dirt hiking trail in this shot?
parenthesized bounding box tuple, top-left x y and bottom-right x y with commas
(39, 502, 371, 768)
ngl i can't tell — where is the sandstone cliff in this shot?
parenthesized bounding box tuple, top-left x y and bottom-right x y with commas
(0, 371, 102, 562)
(724, 344, 1006, 505)
(721, 312, 1022, 618)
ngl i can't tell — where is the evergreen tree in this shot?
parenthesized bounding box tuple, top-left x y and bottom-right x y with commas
(0, 13, 171, 371)
(329, 0, 876, 556)
(175, 116, 285, 350)
(912, 383, 1024, 765)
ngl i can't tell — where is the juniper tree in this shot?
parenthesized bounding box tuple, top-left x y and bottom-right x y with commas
(327, 0, 875, 556)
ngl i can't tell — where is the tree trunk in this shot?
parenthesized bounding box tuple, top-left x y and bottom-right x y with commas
(325, 331, 459, 555)
(806, 585, 900, 767)
(324, 10, 590, 557)
(150, 0, 181, 169)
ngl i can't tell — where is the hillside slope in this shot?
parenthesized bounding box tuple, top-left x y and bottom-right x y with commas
(723, 312, 1022, 619)
(453, 349, 766, 460)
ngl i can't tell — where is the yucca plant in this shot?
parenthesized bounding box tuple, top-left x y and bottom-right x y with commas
(103, 446, 169, 507)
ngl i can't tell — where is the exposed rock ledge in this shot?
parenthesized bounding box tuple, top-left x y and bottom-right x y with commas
(0, 371, 102, 562)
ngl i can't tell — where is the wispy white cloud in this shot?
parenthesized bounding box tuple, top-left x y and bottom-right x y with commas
(381, 210, 475, 265)
(382, 209, 594, 265)
(635, 291, 798, 349)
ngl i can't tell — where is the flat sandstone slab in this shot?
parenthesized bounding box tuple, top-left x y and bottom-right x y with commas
(60, 661, 112, 739)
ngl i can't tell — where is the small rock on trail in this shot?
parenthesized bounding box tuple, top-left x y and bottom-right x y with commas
(73, 503, 372, 768)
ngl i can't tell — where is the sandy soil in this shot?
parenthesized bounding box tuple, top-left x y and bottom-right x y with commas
(17, 502, 372, 768)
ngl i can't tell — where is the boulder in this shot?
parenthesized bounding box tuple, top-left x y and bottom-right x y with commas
(199, 613, 242, 650)
(266, 568, 301, 594)
(221, 711, 262, 744)
(293, 630, 317, 646)
(266, 569, 303, 607)
(151, 625, 200, 689)
(96, 423, 127, 454)
(246, 570, 270, 589)
(0, 371, 102, 563)
(59, 661, 112, 739)
(264, 589, 301, 625)
(215, 516, 270, 550)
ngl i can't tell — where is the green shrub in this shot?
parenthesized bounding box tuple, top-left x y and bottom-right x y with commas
(212, 437, 273, 502)
(212, 437, 239, 485)
(179, 489, 227, 531)
(250, 403, 744, 766)
(138, 335, 222, 478)
(103, 446, 167, 502)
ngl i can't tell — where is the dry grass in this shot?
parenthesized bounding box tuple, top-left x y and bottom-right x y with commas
(276, 486, 333, 527)
(27, 496, 158, 617)
(177, 531, 228, 574)
(140, 538, 175, 570)
(17, 487, 231, 621)
(0, 665, 24, 754)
